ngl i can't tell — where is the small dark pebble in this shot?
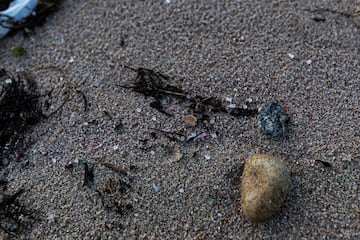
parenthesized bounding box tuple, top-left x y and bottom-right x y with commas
(315, 160, 332, 167)
(311, 14, 326, 22)
(257, 99, 289, 137)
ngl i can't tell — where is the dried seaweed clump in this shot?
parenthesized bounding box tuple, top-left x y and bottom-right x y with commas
(0, 69, 41, 165)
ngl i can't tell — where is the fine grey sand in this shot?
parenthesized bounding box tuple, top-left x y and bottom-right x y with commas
(0, 0, 359, 239)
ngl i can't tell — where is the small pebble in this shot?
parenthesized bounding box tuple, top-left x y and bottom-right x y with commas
(241, 154, 291, 222)
(183, 115, 197, 127)
(257, 99, 289, 137)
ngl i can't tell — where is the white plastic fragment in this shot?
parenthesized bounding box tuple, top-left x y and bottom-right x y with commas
(179, 188, 185, 193)
(0, 0, 38, 39)
(225, 97, 233, 102)
(152, 183, 160, 194)
(306, 59, 312, 65)
(229, 103, 236, 109)
(47, 213, 55, 220)
(288, 53, 295, 59)
(246, 97, 253, 103)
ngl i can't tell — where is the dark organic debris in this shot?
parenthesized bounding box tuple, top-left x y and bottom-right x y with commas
(230, 107, 257, 117)
(0, 185, 39, 237)
(315, 160, 332, 167)
(310, 15, 326, 22)
(121, 65, 257, 119)
(151, 128, 186, 142)
(103, 162, 128, 176)
(0, 69, 42, 163)
(96, 177, 133, 215)
(83, 162, 94, 187)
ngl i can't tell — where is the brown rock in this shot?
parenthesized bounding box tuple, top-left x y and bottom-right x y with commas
(183, 115, 197, 127)
(241, 154, 291, 222)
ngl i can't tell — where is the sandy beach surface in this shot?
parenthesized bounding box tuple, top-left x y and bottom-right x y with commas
(0, 0, 359, 239)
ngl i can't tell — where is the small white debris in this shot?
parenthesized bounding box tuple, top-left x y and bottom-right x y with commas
(210, 132, 218, 138)
(217, 213, 223, 217)
(186, 94, 191, 100)
(205, 153, 211, 160)
(225, 97, 233, 102)
(288, 53, 295, 59)
(51, 158, 57, 164)
(83, 122, 89, 126)
(153, 183, 160, 194)
(306, 59, 312, 65)
(47, 213, 55, 220)
(136, 107, 142, 113)
(179, 188, 185, 193)
(152, 116, 157, 121)
(74, 158, 79, 164)
(209, 119, 215, 124)
(113, 145, 119, 151)
(246, 97, 253, 103)
(69, 57, 75, 63)
(5, 79, 12, 84)
(92, 81, 100, 87)
(229, 103, 236, 109)
(179, 136, 186, 141)
(242, 104, 248, 109)
(150, 150, 155, 155)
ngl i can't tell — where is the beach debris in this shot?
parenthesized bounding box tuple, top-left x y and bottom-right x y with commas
(103, 162, 128, 176)
(121, 65, 257, 119)
(257, 99, 289, 137)
(183, 114, 197, 127)
(0, 182, 38, 236)
(0, 69, 41, 163)
(0, 0, 62, 39)
(315, 159, 332, 167)
(153, 183, 160, 194)
(288, 53, 295, 59)
(76, 157, 94, 187)
(241, 154, 291, 222)
(0, 0, 37, 38)
(96, 177, 133, 215)
(10, 45, 26, 57)
(230, 107, 257, 117)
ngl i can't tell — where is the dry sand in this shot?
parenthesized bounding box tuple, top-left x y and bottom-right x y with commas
(0, 0, 359, 239)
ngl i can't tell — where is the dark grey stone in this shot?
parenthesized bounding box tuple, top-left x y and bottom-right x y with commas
(257, 100, 289, 137)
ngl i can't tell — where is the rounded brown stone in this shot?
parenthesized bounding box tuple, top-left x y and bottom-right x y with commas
(241, 154, 291, 222)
